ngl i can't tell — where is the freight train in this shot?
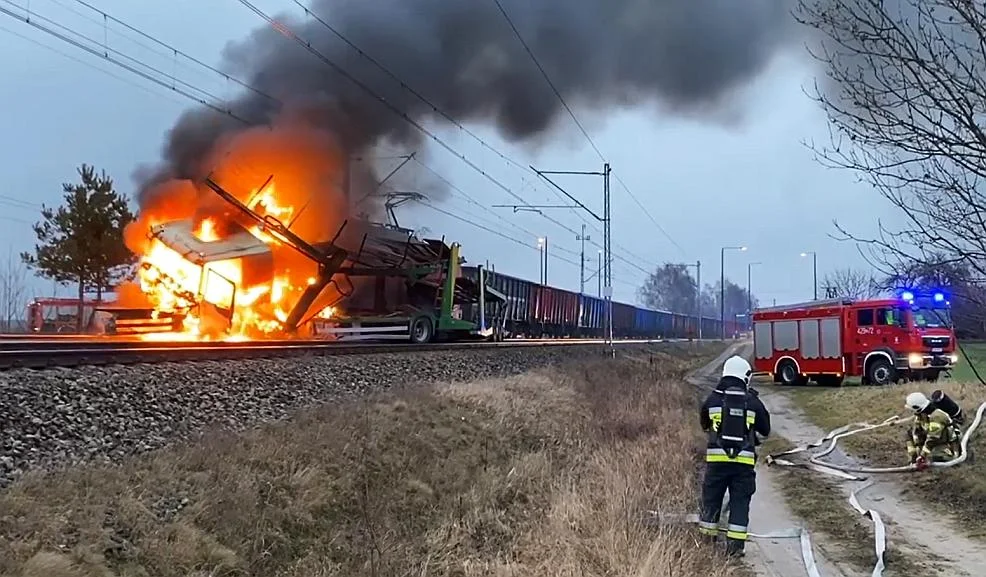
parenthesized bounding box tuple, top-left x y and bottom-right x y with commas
(460, 266, 740, 340)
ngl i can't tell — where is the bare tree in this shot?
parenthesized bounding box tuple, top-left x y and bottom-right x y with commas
(0, 248, 28, 332)
(821, 267, 881, 299)
(795, 0, 986, 279)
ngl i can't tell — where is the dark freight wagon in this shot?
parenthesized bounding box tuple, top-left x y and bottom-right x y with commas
(456, 265, 736, 341)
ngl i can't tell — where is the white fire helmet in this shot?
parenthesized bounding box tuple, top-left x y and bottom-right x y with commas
(722, 355, 752, 385)
(905, 392, 931, 414)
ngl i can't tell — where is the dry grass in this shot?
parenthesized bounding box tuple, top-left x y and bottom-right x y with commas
(787, 381, 986, 538)
(0, 343, 747, 577)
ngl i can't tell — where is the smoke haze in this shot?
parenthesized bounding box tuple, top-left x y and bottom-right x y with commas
(136, 0, 800, 205)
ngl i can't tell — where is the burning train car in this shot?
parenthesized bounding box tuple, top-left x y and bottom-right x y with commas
(112, 173, 504, 343)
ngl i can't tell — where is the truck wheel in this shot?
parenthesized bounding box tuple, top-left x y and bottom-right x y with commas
(777, 360, 805, 386)
(866, 356, 895, 386)
(410, 316, 434, 344)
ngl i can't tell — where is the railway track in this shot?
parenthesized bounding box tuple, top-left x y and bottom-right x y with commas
(0, 337, 685, 370)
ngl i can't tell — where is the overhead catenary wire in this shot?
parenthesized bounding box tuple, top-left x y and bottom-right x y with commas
(489, 0, 686, 257)
(239, 0, 654, 281)
(0, 2, 255, 125)
(2, 1, 233, 109)
(283, 0, 659, 273)
(0, 21, 187, 108)
(3, 0, 651, 292)
(64, 0, 280, 106)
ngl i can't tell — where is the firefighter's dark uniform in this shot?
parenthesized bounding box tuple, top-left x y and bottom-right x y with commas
(698, 375, 771, 556)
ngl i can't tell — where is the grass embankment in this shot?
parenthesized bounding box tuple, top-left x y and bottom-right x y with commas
(786, 382, 986, 539)
(0, 343, 748, 577)
(951, 341, 986, 383)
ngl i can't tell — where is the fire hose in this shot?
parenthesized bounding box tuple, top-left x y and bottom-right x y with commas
(762, 399, 986, 577)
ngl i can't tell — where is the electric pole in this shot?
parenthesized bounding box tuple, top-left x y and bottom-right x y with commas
(521, 163, 612, 351)
(598, 251, 602, 297)
(577, 224, 590, 294)
(695, 260, 702, 340)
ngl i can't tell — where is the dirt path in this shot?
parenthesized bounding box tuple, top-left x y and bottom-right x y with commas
(763, 390, 986, 576)
(688, 342, 860, 577)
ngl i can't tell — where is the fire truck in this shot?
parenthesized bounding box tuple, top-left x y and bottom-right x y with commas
(751, 290, 958, 387)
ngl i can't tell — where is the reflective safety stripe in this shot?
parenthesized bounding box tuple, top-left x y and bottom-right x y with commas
(698, 520, 718, 536)
(706, 448, 756, 465)
(728, 523, 748, 533)
(726, 529, 748, 541)
(724, 389, 746, 396)
(708, 407, 722, 415)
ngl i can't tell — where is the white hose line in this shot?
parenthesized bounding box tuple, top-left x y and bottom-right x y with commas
(650, 511, 822, 577)
(764, 400, 986, 577)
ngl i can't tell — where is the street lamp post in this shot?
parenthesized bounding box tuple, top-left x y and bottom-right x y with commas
(721, 245, 748, 339)
(801, 251, 818, 300)
(747, 261, 761, 331)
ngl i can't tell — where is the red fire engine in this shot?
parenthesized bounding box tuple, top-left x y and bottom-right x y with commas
(751, 290, 958, 387)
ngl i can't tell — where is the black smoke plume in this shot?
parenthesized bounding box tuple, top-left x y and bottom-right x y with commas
(136, 0, 799, 203)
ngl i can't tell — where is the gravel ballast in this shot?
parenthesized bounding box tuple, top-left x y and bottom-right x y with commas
(0, 342, 678, 488)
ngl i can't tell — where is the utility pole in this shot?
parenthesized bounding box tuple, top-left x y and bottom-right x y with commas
(537, 237, 546, 284)
(695, 260, 702, 340)
(597, 251, 602, 297)
(801, 251, 818, 300)
(747, 261, 761, 331)
(517, 163, 611, 350)
(577, 224, 590, 294)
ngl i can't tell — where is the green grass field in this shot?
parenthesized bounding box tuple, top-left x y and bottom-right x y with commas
(951, 341, 986, 383)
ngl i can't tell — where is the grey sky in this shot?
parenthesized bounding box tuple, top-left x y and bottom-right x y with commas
(0, 0, 895, 310)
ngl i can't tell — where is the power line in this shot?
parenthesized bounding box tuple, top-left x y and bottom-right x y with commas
(0, 2, 255, 124)
(419, 201, 639, 290)
(412, 159, 572, 255)
(3, 2, 227, 106)
(6, 0, 650, 287)
(2, 0, 583, 268)
(65, 0, 280, 106)
(277, 0, 654, 278)
(489, 0, 685, 258)
(0, 21, 188, 108)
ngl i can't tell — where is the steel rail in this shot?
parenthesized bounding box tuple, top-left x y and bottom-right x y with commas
(0, 338, 688, 370)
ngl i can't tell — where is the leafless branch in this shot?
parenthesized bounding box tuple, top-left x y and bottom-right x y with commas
(0, 248, 28, 332)
(796, 0, 986, 280)
(821, 266, 881, 299)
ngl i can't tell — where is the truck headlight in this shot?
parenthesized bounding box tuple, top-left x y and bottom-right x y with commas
(949, 353, 959, 364)
(908, 353, 924, 368)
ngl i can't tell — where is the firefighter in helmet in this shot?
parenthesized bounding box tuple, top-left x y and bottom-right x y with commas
(904, 391, 962, 469)
(698, 355, 772, 557)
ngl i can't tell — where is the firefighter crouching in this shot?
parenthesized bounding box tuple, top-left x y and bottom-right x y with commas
(904, 390, 965, 470)
(698, 355, 771, 557)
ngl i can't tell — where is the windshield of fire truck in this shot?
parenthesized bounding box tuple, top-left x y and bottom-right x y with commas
(910, 306, 951, 328)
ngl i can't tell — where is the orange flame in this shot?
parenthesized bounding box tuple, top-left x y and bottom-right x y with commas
(124, 123, 351, 341)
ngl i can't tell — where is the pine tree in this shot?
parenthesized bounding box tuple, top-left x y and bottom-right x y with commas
(21, 164, 136, 331)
